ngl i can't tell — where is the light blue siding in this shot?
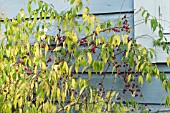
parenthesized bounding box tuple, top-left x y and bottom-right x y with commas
(0, 0, 170, 112)
(0, 0, 133, 19)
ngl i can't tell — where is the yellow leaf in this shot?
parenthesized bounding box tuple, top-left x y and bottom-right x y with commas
(143, 49, 147, 55)
(18, 97, 22, 108)
(166, 56, 170, 67)
(135, 62, 140, 71)
(42, 62, 46, 70)
(53, 65, 59, 72)
(138, 55, 141, 60)
(27, 44, 30, 52)
(67, 105, 71, 113)
(79, 85, 87, 96)
(87, 52, 92, 64)
(62, 91, 65, 103)
(106, 91, 111, 99)
(53, 47, 61, 52)
(114, 35, 121, 46)
(75, 63, 79, 74)
(102, 44, 106, 49)
(65, 13, 68, 20)
(90, 89, 93, 103)
(57, 88, 60, 102)
(112, 66, 116, 74)
(138, 75, 144, 85)
(139, 62, 145, 71)
(82, 7, 89, 21)
(72, 79, 76, 88)
(78, 55, 82, 60)
(146, 73, 150, 81)
(73, 35, 78, 43)
(125, 40, 132, 57)
(122, 34, 128, 44)
(45, 45, 48, 56)
(96, 25, 100, 35)
(73, 0, 79, 4)
(111, 91, 116, 97)
(88, 69, 91, 78)
(83, 7, 88, 15)
(127, 74, 131, 82)
(70, 94, 74, 101)
(75, 104, 79, 111)
(63, 62, 68, 74)
(82, 66, 87, 73)
(1, 9, 4, 18)
(69, 65, 73, 76)
(162, 80, 167, 89)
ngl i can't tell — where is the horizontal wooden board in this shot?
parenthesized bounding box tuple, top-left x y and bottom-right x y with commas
(156, 63, 170, 72)
(0, 13, 134, 41)
(80, 73, 170, 104)
(156, 51, 169, 63)
(138, 105, 170, 112)
(0, 0, 133, 19)
(154, 35, 170, 62)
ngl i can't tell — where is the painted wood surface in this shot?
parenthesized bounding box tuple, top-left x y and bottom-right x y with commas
(0, 0, 170, 111)
(0, 13, 134, 46)
(159, 0, 170, 33)
(0, 0, 133, 19)
(134, 0, 170, 63)
(80, 73, 170, 104)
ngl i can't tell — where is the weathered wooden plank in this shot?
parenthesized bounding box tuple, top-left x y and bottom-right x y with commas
(156, 51, 169, 63)
(138, 105, 170, 112)
(0, 13, 134, 41)
(80, 73, 170, 104)
(134, 0, 159, 63)
(0, 0, 133, 19)
(159, 0, 170, 33)
(46, 13, 134, 38)
(155, 35, 170, 63)
(156, 63, 170, 72)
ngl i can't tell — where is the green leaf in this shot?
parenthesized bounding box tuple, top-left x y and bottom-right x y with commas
(150, 19, 158, 32)
(27, 2, 32, 13)
(88, 69, 91, 78)
(145, 13, 150, 23)
(33, 0, 36, 4)
(159, 30, 163, 39)
(142, 10, 147, 17)
(117, 18, 122, 27)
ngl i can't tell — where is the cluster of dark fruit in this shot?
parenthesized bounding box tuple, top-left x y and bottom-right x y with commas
(111, 15, 130, 33)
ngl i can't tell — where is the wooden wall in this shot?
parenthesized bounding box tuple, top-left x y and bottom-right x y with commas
(0, 0, 170, 111)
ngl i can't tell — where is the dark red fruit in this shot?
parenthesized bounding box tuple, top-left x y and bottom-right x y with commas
(47, 57, 52, 63)
(135, 94, 138, 97)
(41, 44, 46, 48)
(26, 52, 30, 56)
(117, 97, 121, 100)
(112, 28, 116, 31)
(136, 89, 140, 92)
(22, 56, 27, 59)
(81, 38, 87, 42)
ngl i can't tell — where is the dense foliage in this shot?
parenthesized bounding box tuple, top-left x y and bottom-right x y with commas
(0, 0, 170, 112)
